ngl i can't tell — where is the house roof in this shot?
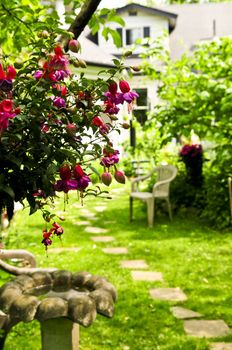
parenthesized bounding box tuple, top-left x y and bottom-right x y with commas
(161, 2, 232, 60)
(74, 35, 116, 68)
(115, 3, 178, 32)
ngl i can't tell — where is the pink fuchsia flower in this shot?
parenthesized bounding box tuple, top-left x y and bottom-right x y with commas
(100, 149, 120, 168)
(34, 70, 44, 79)
(101, 172, 112, 186)
(92, 116, 104, 127)
(53, 97, 66, 108)
(54, 179, 78, 193)
(53, 84, 68, 96)
(47, 46, 69, 73)
(104, 100, 120, 115)
(0, 99, 13, 113)
(121, 91, 139, 103)
(0, 99, 17, 131)
(77, 175, 91, 190)
(0, 64, 16, 92)
(99, 123, 110, 135)
(114, 170, 126, 184)
(52, 222, 64, 236)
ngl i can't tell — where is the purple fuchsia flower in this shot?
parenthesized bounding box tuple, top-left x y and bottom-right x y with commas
(53, 97, 66, 108)
(34, 70, 44, 79)
(53, 179, 78, 193)
(77, 175, 91, 190)
(100, 149, 120, 168)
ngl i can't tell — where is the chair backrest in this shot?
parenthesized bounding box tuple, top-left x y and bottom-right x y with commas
(153, 165, 177, 196)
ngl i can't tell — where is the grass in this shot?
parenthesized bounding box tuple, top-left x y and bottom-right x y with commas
(1, 183, 232, 350)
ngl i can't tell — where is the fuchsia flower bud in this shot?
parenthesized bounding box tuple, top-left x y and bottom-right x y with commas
(92, 116, 104, 127)
(119, 80, 130, 93)
(114, 170, 126, 184)
(73, 164, 84, 180)
(66, 123, 77, 135)
(108, 81, 118, 94)
(59, 164, 72, 181)
(122, 122, 130, 129)
(68, 39, 81, 53)
(101, 172, 112, 186)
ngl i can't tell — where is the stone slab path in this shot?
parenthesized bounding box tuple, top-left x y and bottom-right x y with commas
(211, 343, 232, 350)
(95, 206, 106, 212)
(49, 247, 81, 253)
(91, 236, 115, 242)
(102, 247, 128, 254)
(171, 306, 202, 319)
(85, 227, 109, 234)
(150, 288, 187, 302)
(79, 201, 231, 349)
(184, 320, 230, 338)
(72, 220, 91, 226)
(131, 271, 163, 282)
(120, 260, 148, 269)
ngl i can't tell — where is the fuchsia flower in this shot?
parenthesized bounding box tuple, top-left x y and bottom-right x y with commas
(0, 99, 19, 131)
(100, 149, 120, 168)
(101, 172, 112, 186)
(0, 64, 16, 92)
(53, 97, 66, 108)
(114, 170, 126, 184)
(104, 80, 139, 112)
(92, 116, 104, 127)
(54, 164, 91, 193)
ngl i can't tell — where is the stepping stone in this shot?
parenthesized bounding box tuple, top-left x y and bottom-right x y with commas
(150, 288, 187, 302)
(72, 220, 90, 226)
(131, 271, 163, 282)
(91, 236, 115, 242)
(171, 306, 202, 319)
(72, 203, 82, 209)
(211, 343, 232, 350)
(184, 320, 230, 338)
(120, 260, 148, 269)
(80, 212, 97, 220)
(102, 247, 128, 254)
(85, 227, 109, 234)
(95, 206, 106, 212)
(79, 209, 92, 215)
(49, 247, 81, 253)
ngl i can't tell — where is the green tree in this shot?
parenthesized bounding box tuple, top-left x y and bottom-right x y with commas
(148, 37, 232, 228)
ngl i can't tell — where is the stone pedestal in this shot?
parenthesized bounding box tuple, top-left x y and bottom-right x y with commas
(41, 318, 79, 350)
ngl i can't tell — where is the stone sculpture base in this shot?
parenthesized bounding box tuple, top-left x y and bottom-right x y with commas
(41, 318, 79, 350)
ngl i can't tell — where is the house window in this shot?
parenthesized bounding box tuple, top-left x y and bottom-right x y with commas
(116, 27, 151, 46)
(133, 88, 149, 125)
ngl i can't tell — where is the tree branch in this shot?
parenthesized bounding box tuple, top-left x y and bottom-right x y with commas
(64, 0, 102, 50)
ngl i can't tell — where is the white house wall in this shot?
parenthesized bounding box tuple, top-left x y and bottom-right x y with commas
(98, 10, 170, 55)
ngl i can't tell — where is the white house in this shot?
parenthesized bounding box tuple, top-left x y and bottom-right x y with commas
(87, 3, 178, 126)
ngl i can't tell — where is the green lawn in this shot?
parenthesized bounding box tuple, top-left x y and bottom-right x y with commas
(1, 184, 232, 350)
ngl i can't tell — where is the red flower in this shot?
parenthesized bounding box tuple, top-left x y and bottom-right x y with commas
(108, 81, 118, 95)
(73, 164, 84, 180)
(0, 64, 16, 80)
(59, 164, 72, 181)
(119, 80, 130, 93)
(0, 99, 13, 113)
(92, 116, 104, 127)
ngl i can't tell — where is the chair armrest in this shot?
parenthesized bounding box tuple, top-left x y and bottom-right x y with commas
(131, 169, 156, 192)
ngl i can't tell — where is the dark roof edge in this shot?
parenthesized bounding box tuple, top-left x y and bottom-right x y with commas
(116, 3, 178, 19)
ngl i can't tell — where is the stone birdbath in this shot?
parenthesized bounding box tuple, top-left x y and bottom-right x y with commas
(0, 250, 117, 350)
